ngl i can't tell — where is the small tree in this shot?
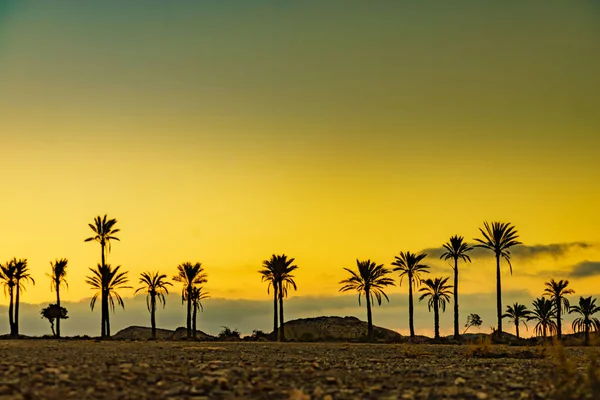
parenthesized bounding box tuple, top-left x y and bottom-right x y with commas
(219, 326, 241, 340)
(40, 304, 69, 337)
(464, 313, 483, 334)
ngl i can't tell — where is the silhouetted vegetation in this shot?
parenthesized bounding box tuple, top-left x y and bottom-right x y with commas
(85, 264, 130, 337)
(544, 279, 574, 340)
(219, 326, 240, 340)
(135, 272, 172, 339)
(48, 259, 68, 338)
(40, 304, 68, 337)
(531, 297, 557, 339)
(464, 313, 483, 334)
(173, 262, 207, 339)
(502, 303, 531, 339)
(392, 251, 429, 338)
(419, 277, 452, 339)
(569, 296, 600, 346)
(188, 285, 209, 339)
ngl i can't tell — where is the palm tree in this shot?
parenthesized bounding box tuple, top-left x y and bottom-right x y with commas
(0, 260, 17, 335)
(569, 296, 600, 345)
(418, 277, 452, 339)
(84, 214, 120, 337)
(339, 259, 394, 341)
(530, 297, 557, 339)
(259, 257, 279, 340)
(173, 262, 207, 338)
(188, 286, 209, 338)
(502, 303, 531, 339)
(392, 251, 429, 338)
(473, 221, 521, 337)
(135, 272, 172, 339)
(440, 235, 473, 340)
(48, 259, 68, 338)
(543, 279, 574, 340)
(14, 258, 34, 336)
(273, 255, 298, 341)
(85, 264, 130, 337)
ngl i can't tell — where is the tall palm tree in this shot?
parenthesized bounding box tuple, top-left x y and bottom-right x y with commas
(259, 257, 279, 340)
(569, 296, 600, 345)
(188, 286, 210, 339)
(173, 262, 207, 338)
(135, 272, 172, 339)
(0, 260, 17, 335)
(502, 303, 531, 339)
(530, 297, 557, 339)
(473, 221, 521, 337)
(85, 214, 120, 337)
(418, 277, 452, 339)
(273, 255, 298, 341)
(339, 259, 394, 341)
(48, 259, 68, 338)
(14, 258, 34, 336)
(392, 251, 429, 338)
(85, 264, 130, 337)
(543, 279, 574, 340)
(440, 235, 473, 340)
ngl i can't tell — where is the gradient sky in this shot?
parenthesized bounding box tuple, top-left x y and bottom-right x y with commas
(1, 1, 599, 336)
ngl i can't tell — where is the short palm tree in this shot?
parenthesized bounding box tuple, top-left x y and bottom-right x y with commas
(440, 235, 472, 340)
(474, 221, 521, 337)
(339, 259, 394, 341)
(48, 259, 69, 338)
(259, 258, 278, 339)
(530, 297, 557, 339)
(14, 258, 34, 336)
(188, 286, 210, 338)
(569, 296, 600, 345)
(392, 251, 429, 338)
(173, 262, 208, 338)
(135, 272, 172, 339)
(84, 215, 120, 268)
(502, 303, 531, 339)
(274, 255, 298, 341)
(418, 277, 452, 339)
(86, 264, 130, 337)
(0, 260, 17, 335)
(543, 279, 574, 340)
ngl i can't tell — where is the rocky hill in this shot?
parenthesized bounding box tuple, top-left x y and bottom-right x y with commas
(113, 326, 215, 341)
(276, 316, 402, 342)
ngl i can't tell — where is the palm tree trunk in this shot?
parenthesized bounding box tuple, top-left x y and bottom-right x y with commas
(279, 281, 285, 341)
(495, 253, 502, 338)
(150, 294, 157, 340)
(56, 284, 61, 338)
(192, 303, 197, 339)
(15, 283, 20, 336)
(105, 291, 111, 337)
(8, 286, 15, 336)
(51, 320, 56, 337)
(453, 257, 459, 340)
(101, 242, 107, 338)
(516, 319, 520, 339)
(408, 274, 415, 338)
(366, 288, 373, 341)
(273, 285, 278, 340)
(556, 299, 562, 340)
(434, 299, 440, 339)
(187, 286, 192, 338)
(543, 325, 547, 339)
(585, 322, 590, 346)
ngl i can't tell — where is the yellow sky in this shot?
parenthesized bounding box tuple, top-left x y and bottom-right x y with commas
(1, 1, 599, 310)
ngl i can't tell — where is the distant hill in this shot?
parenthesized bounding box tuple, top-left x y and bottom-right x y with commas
(276, 316, 402, 342)
(113, 326, 215, 341)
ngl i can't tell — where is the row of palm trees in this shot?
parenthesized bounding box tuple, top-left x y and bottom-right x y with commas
(337, 222, 599, 342)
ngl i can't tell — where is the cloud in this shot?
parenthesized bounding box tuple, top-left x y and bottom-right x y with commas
(569, 261, 600, 278)
(421, 242, 593, 261)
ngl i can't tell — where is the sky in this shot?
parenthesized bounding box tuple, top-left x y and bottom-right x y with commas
(0, 0, 599, 337)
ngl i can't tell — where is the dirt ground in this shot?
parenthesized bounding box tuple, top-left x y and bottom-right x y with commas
(0, 340, 596, 399)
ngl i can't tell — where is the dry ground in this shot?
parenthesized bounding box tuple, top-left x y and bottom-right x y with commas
(0, 340, 595, 399)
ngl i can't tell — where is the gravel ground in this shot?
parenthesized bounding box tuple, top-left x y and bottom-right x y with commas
(0, 341, 595, 399)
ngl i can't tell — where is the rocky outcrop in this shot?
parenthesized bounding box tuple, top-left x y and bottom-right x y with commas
(112, 326, 215, 341)
(275, 316, 402, 342)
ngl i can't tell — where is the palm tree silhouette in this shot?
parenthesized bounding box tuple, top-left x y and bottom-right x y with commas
(48, 259, 68, 338)
(339, 259, 394, 341)
(530, 297, 557, 339)
(187, 286, 209, 339)
(259, 257, 279, 340)
(84, 215, 120, 337)
(274, 255, 297, 341)
(14, 258, 34, 336)
(569, 296, 600, 345)
(418, 277, 452, 339)
(474, 221, 521, 338)
(0, 260, 17, 335)
(135, 272, 172, 339)
(543, 279, 574, 341)
(440, 235, 472, 340)
(392, 251, 429, 338)
(173, 262, 207, 338)
(85, 264, 130, 337)
(502, 303, 531, 339)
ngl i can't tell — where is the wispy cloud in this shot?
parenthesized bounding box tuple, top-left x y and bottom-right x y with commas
(569, 261, 600, 278)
